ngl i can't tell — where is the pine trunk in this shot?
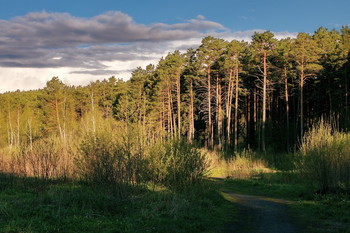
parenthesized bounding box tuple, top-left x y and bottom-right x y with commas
(234, 63, 239, 152)
(300, 55, 305, 140)
(226, 69, 234, 148)
(188, 78, 195, 143)
(262, 51, 267, 152)
(284, 66, 290, 150)
(207, 67, 213, 148)
(176, 73, 181, 138)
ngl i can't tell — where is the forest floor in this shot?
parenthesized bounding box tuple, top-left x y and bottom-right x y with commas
(224, 192, 299, 233)
(213, 176, 350, 233)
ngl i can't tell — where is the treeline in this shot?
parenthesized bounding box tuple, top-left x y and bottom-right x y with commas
(1, 26, 350, 153)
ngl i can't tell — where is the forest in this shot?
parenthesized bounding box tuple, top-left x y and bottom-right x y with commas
(1, 27, 350, 153)
(1, 26, 350, 232)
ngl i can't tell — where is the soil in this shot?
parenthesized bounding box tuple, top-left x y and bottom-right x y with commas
(224, 192, 301, 233)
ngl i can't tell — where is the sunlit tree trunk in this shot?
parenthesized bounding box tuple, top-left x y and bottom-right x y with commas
(216, 73, 223, 148)
(226, 69, 234, 148)
(188, 78, 195, 143)
(176, 72, 181, 138)
(300, 54, 305, 140)
(262, 51, 267, 152)
(284, 66, 290, 150)
(207, 67, 213, 148)
(234, 62, 239, 152)
(90, 87, 96, 134)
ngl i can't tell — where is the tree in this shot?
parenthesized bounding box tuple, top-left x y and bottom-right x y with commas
(196, 36, 226, 148)
(43, 77, 68, 141)
(251, 31, 276, 152)
(273, 38, 294, 150)
(182, 49, 197, 143)
(223, 40, 246, 151)
(292, 33, 321, 139)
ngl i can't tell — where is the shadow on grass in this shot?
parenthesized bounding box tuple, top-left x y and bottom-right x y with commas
(210, 172, 350, 233)
(0, 173, 234, 233)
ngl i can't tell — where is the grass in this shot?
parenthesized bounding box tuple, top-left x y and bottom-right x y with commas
(0, 174, 233, 233)
(219, 171, 350, 233)
(206, 149, 272, 179)
(2, 124, 350, 233)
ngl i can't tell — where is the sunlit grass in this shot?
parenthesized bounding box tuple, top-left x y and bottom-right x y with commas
(206, 149, 272, 179)
(299, 119, 350, 192)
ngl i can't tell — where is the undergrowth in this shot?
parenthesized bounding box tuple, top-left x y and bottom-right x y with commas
(0, 175, 232, 233)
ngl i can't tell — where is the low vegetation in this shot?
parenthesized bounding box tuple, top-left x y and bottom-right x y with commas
(299, 120, 350, 193)
(0, 174, 232, 233)
(207, 149, 270, 179)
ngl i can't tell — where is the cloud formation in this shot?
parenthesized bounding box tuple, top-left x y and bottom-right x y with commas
(0, 11, 225, 69)
(0, 11, 296, 92)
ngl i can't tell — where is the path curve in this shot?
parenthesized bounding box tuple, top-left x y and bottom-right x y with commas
(225, 192, 300, 233)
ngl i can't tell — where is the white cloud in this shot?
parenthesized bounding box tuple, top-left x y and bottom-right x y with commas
(0, 11, 297, 93)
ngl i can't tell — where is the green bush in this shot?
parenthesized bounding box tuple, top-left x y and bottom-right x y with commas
(77, 126, 149, 197)
(300, 120, 350, 193)
(148, 139, 208, 189)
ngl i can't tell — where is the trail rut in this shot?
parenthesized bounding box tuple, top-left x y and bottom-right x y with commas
(225, 192, 301, 233)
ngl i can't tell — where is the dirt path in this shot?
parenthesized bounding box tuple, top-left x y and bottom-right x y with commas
(224, 192, 300, 233)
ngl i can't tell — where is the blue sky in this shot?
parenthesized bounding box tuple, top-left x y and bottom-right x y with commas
(1, 0, 348, 32)
(0, 0, 349, 92)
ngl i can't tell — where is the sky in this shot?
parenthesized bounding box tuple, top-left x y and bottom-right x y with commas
(0, 0, 349, 92)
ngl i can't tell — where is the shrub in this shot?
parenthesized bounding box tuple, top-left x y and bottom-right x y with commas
(300, 120, 350, 193)
(77, 127, 148, 196)
(148, 139, 207, 189)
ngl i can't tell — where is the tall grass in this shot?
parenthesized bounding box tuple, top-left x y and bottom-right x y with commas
(0, 137, 76, 179)
(207, 149, 270, 179)
(77, 125, 207, 192)
(300, 119, 350, 193)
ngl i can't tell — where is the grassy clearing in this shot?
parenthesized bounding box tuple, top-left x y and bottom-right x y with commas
(0, 174, 233, 233)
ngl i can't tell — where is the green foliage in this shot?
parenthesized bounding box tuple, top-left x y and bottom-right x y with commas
(148, 139, 207, 190)
(78, 126, 148, 197)
(0, 176, 231, 233)
(300, 120, 350, 193)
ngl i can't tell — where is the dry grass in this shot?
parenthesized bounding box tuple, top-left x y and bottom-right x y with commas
(0, 137, 76, 179)
(300, 119, 350, 192)
(206, 149, 272, 179)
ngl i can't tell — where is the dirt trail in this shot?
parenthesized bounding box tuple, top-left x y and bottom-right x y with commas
(225, 192, 300, 233)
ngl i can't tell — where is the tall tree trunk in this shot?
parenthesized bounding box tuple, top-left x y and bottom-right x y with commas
(8, 111, 13, 149)
(188, 78, 195, 143)
(262, 51, 267, 152)
(160, 95, 165, 139)
(168, 88, 173, 136)
(284, 66, 290, 150)
(207, 67, 213, 148)
(90, 88, 96, 134)
(216, 73, 223, 148)
(176, 73, 181, 138)
(234, 63, 239, 152)
(248, 86, 256, 148)
(142, 93, 146, 134)
(226, 69, 234, 148)
(27, 118, 33, 152)
(55, 98, 63, 140)
(17, 109, 20, 147)
(300, 55, 305, 140)
(345, 62, 349, 131)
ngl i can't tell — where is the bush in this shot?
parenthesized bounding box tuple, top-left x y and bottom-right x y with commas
(78, 127, 148, 197)
(148, 139, 207, 189)
(300, 120, 350, 193)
